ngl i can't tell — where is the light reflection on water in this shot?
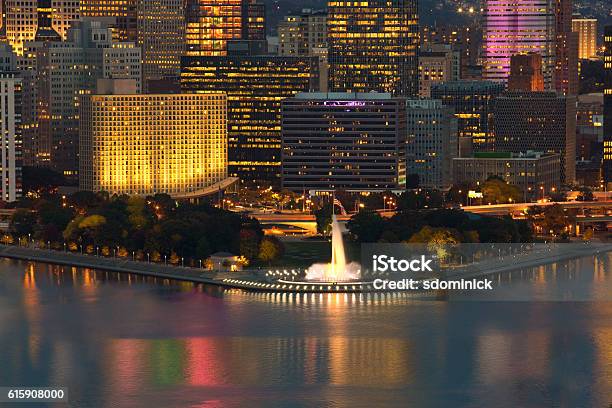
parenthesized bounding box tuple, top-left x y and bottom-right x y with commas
(0, 255, 611, 407)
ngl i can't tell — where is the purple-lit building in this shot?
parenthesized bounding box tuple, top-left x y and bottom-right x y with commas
(482, 0, 555, 88)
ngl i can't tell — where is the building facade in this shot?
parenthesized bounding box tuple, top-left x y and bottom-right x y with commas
(185, 0, 265, 57)
(418, 44, 461, 98)
(328, 0, 419, 96)
(180, 55, 317, 182)
(80, 93, 227, 195)
(482, 0, 555, 88)
(277, 9, 328, 91)
(103, 42, 142, 92)
(281, 93, 406, 192)
(4, 0, 79, 55)
(554, 0, 578, 95)
(406, 99, 457, 189)
(494, 91, 576, 183)
(572, 18, 597, 60)
(508, 53, 544, 92)
(137, 0, 186, 92)
(431, 80, 505, 155)
(604, 26, 612, 184)
(453, 152, 560, 199)
(277, 9, 327, 56)
(79, 0, 138, 41)
(0, 72, 22, 201)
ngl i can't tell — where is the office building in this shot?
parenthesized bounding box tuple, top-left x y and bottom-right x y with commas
(80, 90, 227, 196)
(328, 0, 419, 96)
(277, 9, 327, 56)
(4, 0, 79, 55)
(51, 0, 81, 40)
(494, 91, 576, 183)
(420, 24, 482, 72)
(572, 18, 597, 60)
(0, 65, 22, 201)
(406, 99, 457, 189)
(185, 0, 266, 57)
(137, 0, 185, 92)
(576, 93, 603, 162)
(5, 0, 37, 55)
(604, 26, 612, 184)
(180, 55, 317, 182)
(554, 0, 578, 95)
(418, 44, 461, 98)
(431, 80, 505, 154)
(281, 93, 406, 192)
(453, 152, 560, 199)
(508, 53, 544, 92)
(24, 20, 122, 174)
(103, 43, 142, 92)
(79, 0, 138, 41)
(278, 9, 328, 91)
(482, 0, 555, 88)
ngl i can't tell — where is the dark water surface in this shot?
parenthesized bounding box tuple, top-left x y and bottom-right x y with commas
(0, 256, 611, 408)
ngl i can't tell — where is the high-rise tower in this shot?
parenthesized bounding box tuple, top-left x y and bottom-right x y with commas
(482, 0, 555, 88)
(328, 0, 419, 96)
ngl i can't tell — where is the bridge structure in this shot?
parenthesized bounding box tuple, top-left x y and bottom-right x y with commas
(251, 200, 612, 236)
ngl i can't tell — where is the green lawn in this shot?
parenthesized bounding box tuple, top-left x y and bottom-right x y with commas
(273, 239, 361, 268)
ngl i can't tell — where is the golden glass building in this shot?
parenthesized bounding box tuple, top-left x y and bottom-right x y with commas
(185, 0, 265, 57)
(79, 93, 228, 195)
(327, 0, 419, 96)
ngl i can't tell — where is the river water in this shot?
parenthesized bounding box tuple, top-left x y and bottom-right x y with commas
(0, 255, 611, 407)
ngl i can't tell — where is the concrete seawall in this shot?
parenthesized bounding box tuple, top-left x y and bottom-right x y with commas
(0, 244, 238, 286)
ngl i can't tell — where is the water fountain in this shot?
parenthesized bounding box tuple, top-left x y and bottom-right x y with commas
(304, 215, 361, 282)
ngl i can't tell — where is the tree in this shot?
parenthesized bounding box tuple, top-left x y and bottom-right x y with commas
(576, 187, 594, 202)
(239, 228, 261, 260)
(258, 236, 284, 265)
(541, 204, 572, 237)
(408, 226, 461, 245)
(314, 203, 333, 235)
(406, 173, 420, 189)
(347, 211, 387, 242)
(9, 209, 36, 237)
(481, 178, 522, 204)
(21, 166, 68, 194)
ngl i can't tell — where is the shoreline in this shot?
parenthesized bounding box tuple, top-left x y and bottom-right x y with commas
(1, 243, 611, 293)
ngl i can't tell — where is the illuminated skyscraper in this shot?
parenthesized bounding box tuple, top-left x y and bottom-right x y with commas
(0, 54, 23, 201)
(51, 0, 81, 39)
(508, 53, 544, 92)
(181, 54, 317, 182)
(80, 90, 227, 195)
(482, 0, 555, 88)
(554, 0, 578, 95)
(137, 0, 186, 91)
(572, 18, 598, 60)
(603, 26, 612, 183)
(3, 0, 78, 54)
(328, 0, 419, 96)
(80, 0, 138, 41)
(185, 0, 265, 57)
